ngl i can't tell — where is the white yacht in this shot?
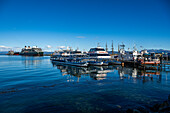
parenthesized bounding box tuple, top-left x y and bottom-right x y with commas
(51, 47, 89, 67)
(88, 46, 111, 59)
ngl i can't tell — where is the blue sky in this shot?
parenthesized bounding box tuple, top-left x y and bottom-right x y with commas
(0, 0, 170, 51)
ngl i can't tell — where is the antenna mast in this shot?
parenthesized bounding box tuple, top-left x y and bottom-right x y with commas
(112, 40, 114, 54)
(118, 44, 120, 52)
(97, 43, 100, 47)
(106, 42, 108, 52)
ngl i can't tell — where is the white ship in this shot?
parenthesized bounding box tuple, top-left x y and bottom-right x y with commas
(51, 47, 89, 67)
(88, 46, 111, 59)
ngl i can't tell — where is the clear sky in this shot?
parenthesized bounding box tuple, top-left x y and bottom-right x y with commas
(0, 0, 170, 51)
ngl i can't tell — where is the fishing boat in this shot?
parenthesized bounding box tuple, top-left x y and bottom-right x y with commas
(138, 52, 160, 65)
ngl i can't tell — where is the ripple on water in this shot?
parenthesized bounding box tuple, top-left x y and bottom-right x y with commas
(0, 55, 170, 112)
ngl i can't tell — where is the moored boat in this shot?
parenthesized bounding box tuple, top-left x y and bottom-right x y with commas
(88, 46, 111, 59)
(7, 50, 14, 55)
(20, 46, 43, 56)
(51, 48, 89, 67)
(14, 52, 20, 55)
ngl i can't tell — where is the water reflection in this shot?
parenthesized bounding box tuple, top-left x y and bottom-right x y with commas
(115, 66, 161, 83)
(89, 66, 114, 80)
(52, 62, 114, 80)
(21, 56, 43, 66)
(52, 62, 162, 82)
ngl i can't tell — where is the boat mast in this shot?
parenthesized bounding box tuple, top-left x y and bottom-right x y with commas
(118, 44, 120, 52)
(97, 43, 100, 47)
(133, 43, 137, 51)
(111, 40, 114, 55)
(106, 42, 108, 52)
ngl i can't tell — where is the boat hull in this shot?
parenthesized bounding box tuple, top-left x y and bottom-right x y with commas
(51, 60, 88, 67)
(141, 61, 160, 65)
(20, 52, 43, 56)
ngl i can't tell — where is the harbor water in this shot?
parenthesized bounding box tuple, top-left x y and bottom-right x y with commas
(0, 55, 170, 112)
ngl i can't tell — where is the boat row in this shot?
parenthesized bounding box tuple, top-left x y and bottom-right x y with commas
(112, 44, 161, 65)
(7, 43, 162, 68)
(50, 44, 161, 67)
(50, 46, 111, 67)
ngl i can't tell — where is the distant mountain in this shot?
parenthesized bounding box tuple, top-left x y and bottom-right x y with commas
(108, 49, 170, 54)
(146, 49, 170, 54)
(0, 51, 8, 55)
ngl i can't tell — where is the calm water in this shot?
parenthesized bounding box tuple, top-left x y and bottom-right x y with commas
(0, 55, 170, 112)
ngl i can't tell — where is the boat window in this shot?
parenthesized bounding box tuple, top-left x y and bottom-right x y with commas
(95, 48, 105, 51)
(89, 54, 110, 56)
(96, 54, 110, 56)
(89, 49, 94, 52)
(89, 48, 105, 51)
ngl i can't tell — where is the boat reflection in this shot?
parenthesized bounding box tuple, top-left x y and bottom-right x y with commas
(115, 65, 161, 83)
(52, 62, 114, 80)
(52, 62, 161, 82)
(22, 56, 44, 67)
(89, 66, 114, 80)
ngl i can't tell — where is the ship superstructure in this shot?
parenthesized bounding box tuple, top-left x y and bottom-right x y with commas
(20, 46, 43, 56)
(88, 46, 111, 59)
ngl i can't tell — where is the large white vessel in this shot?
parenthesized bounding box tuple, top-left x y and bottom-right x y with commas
(88, 46, 111, 59)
